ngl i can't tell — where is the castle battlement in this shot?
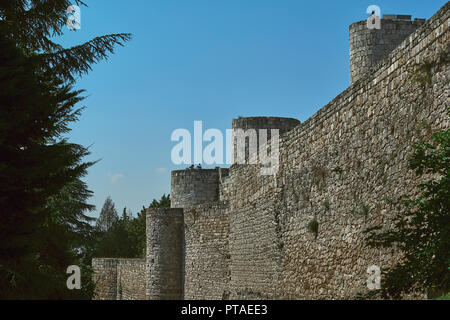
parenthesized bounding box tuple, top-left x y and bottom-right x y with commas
(171, 167, 229, 209)
(231, 116, 300, 132)
(349, 14, 426, 84)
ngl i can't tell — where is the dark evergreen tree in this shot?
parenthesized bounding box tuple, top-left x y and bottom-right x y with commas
(44, 179, 98, 299)
(149, 194, 171, 208)
(128, 206, 147, 258)
(0, 33, 95, 299)
(94, 194, 171, 259)
(0, 0, 131, 83)
(95, 206, 138, 259)
(0, 1, 131, 298)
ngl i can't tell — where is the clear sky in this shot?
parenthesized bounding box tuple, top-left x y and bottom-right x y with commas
(61, 0, 447, 217)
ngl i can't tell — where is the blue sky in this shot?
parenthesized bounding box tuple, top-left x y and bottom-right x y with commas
(61, 0, 447, 217)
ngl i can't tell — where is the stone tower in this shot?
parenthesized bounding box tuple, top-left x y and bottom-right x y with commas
(171, 167, 229, 209)
(349, 14, 425, 84)
(146, 208, 184, 300)
(231, 117, 300, 163)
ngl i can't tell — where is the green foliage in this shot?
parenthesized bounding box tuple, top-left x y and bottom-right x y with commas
(307, 219, 319, 239)
(44, 180, 98, 299)
(117, 281, 122, 299)
(383, 196, 394, 205)
(323, 200, 330, 211)
(410, 61, 433, 85)
(127, 207, 147, 258)
(0, 0, 131, 299)
(96, 196, 119, 232)
(364, 124, 450, 299)
(0, 33, 97, 299)
(94, 204, 138, 258)
(357, 202, 370, 217)
(94, 194, 171, 259)
(435, 293, 450, 300)
(331, 166, 343, 174)
(149, 194, 171, 208)
(0, 0, 131, 83)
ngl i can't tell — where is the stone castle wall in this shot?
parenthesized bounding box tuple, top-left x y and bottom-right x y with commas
(183, 2, 450, 299)
(92, 258, 118, 300)
(117, 259, 146, 300)
(146, 208, 184, 300)
(92, 258, 146, 300)
(92, 208, 184, 300)
(183, 202, 230, 299)
(92, 2, 449, 300)
(350, 17, 425, 84)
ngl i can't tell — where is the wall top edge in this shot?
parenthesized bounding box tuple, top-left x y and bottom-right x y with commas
(171, 168, 226, 175)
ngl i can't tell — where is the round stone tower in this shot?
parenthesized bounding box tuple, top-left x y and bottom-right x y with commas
(231, 116, 300, 164)
(232, 116, 300, 133)
(171, 167, 229, 209)
(146, 208, 184, 300)
(349, 15, 425, 84)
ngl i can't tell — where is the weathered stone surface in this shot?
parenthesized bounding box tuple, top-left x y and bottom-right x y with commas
(146, 208, 184, 300)
(184, 2, 449, 300)
(92, 2, 450, 300)
(350, 18, 425, 84)
(171, 168, 229, 209)
(184, 202, 230, 299)
(92, 258, 118, 300)
(92, 258, 146, 300)
(117, 259, 146, 300)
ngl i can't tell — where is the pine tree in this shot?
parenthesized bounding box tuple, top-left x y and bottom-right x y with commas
(131, 206, 148, 258)
(94, 194, 171, 259)
(0, 1, 131, 83)
(96, 197, 119, 232)
(0, 33, 95, 299)
(95, 204, 139, 259)
(0, 1, 131, 298)
(149, 194, 171, 208)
